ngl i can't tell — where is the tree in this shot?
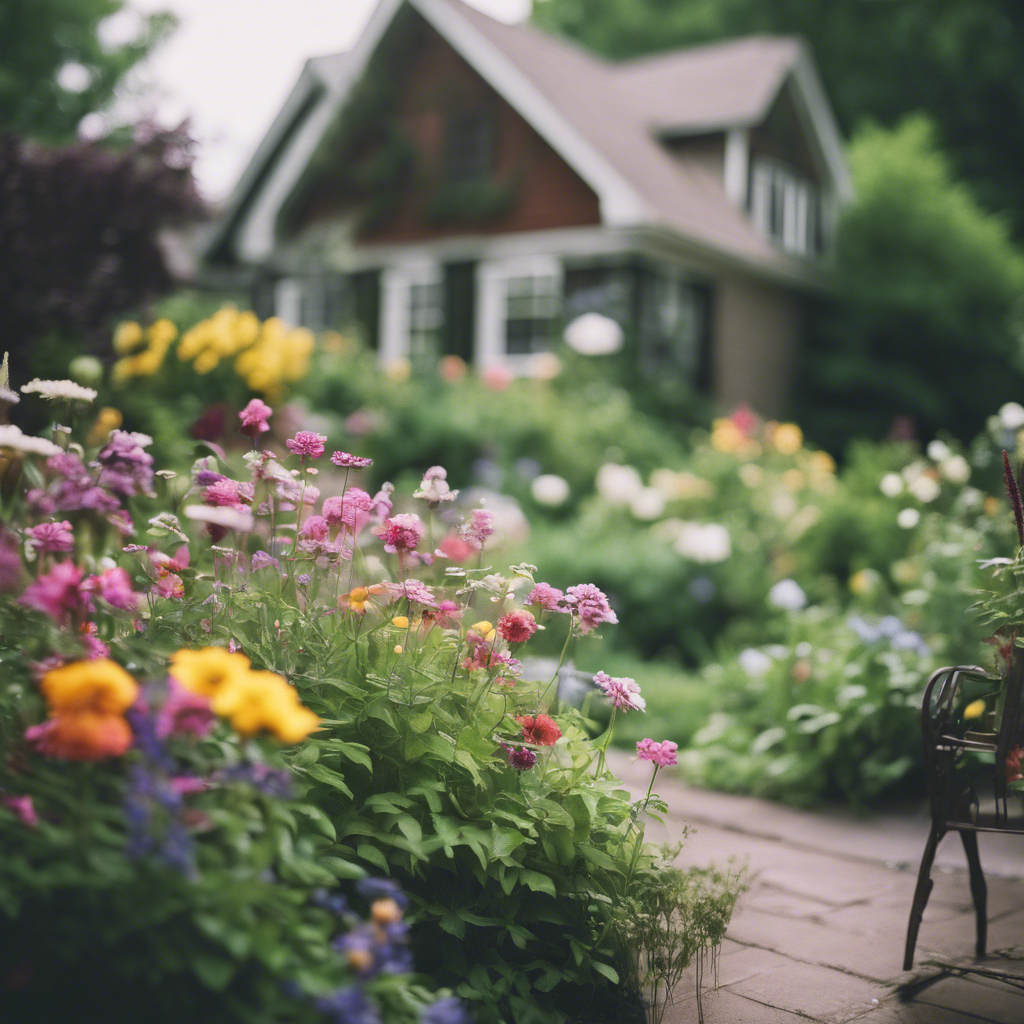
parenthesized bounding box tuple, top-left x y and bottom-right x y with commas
(532, 0, 1024, 233)
(795, 116, 1024, 449)
(0, 125, 205, 380)
(0, 0, 174, 142)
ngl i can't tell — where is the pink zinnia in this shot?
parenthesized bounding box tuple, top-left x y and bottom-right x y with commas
(239, 398, 272, 439)
(527, 582, 567, 612)
(373, 513, 425, 554)
(565, 583, 618, 635)
(86, 567, 138, 611)
(26, 520, 75, 553)
(497, 609, 537, 644)
(286, 431, 327, 459)
(2, 795, 39, 828)
(594, 671, 645, 713)
(19, 561, 90, 623)
(331, 451, 372, 468)
(157, 682, 216, 739)
(636, 738, 678, 767)
(460, 508, 494, 550)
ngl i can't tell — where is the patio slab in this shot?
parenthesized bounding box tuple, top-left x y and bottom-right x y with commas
(605, 750, 1024, 1023)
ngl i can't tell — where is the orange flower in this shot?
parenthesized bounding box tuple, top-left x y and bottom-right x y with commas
(27, 711, 133, 760)
(339, 586, 372, 614)
(212, 669, 320, 744)
(40, 659, 138, 716)
(170, 647, 251, 697)
(516, 713, 562, 747)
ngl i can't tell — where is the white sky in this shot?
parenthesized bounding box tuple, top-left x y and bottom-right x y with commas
(120, 0, 531, 203)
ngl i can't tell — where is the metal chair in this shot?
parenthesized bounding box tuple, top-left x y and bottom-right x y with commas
(903, 659, 1024, 970)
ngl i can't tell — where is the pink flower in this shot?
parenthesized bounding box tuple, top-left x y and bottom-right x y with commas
(439, 534, 475, 562)
(636, 738, 678, 767)
(371, 483, 394, 521)
(565, 583, 618, 634)
(426, 600, 462, 628)
(516, 713, 561, 746)
(203, 478, 253, 507)
(501, 743, 537, 771)
(497, 609, 537, 644)
(86, 567, 138, 611)
(482, 366, 513, 392)
(330, 451, 372, 468)
(381, 578, 438, 608)
(0, 531, 22, 592)
(19, 561, 90, 623)
(156, 682, 216, 739)
(323, 488, 373, 531)
(26, 520, 74, 553)
(414, 466, 458, 505)
(169, 776, 209, 795)
(527, 582, 567, 612)
(301, 515, 330, 543)
(594, 672, 645, 712)
(80, 622, 110, 660)
(150, 545, 190, 573)
(2, 795, 38, 828)
(239, 398, 272, 439)
(153, 570, 184, 600)
(460, 508, 494, 550)
(373, 513, 425, 554)
(286, 431, 327, 459)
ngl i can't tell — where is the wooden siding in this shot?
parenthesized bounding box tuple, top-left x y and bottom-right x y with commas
(297, 17, 601, 244)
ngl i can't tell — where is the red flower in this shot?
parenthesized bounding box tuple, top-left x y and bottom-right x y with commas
(497, 609, 537, 644)
(516, 713, 561, 747)
(1006, 745, 1023, 785)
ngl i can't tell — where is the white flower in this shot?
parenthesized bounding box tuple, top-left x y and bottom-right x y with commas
(183, 504, 255, 532)
(926, 440, 950, 462)
(879, 473, 904, 498)
(596, 463, 644, 506)
(768, 578, 806, 611)
(526, 352, 562, 380)
(738, 648, 773, 678)
(940, 455, 971, 485)
(1000, 402, 1024, 431)
(630, 487, 666, 521)
(0, 424, 62, 457)
(21, 378, 97, 403)
(908, 475, 940, 503)
(897, 507, 921, 529)
(531, 474, 570, 507)
(673, 522, 731, 563)
(771, 492, 798, 520)
(564, 312, 623, 356)
(414, 465, 458, 504)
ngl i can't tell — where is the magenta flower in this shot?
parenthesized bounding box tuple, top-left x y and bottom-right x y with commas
(371, 483, 394, 521)
(430, 600, 462, 628)
(80, 623, 110, 660)
(497, 609, 537, 644)
(286, 431, 327, 459)
(331, 451, 372, 468)
(565, 583, 618, 634)
(26, 520, 75, 554)
(501, 744, 537, 772)
(2, 795, 39, 828)
(203, 478, 253, 507)
(156, 682, 216, 739)
(251, 550, 279, 571)
(373, 513, 425, 554)
(527, 582, 567, 612)
(153, 571, 184, 600)
(19, 561, 90, 623)
(636, 738, 678, 767)
(86, 567, 138, 611)
(301, 515, 330, 543)
(323, 487, 373, 531)
(169, 776, 209, 796)
(382, 578, 438, 608)
(594, 671, 646, 713)
(239, 398, 272, 440)
(460, 508, 494, 550)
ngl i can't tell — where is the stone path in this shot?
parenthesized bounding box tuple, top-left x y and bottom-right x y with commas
(607, 750, 1024, 1024)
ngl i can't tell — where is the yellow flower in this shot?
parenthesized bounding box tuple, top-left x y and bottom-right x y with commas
(86, 406, 123, 447)
(710, 418, 744, 454)
(112, 321, 144, 354)
(810, 451, 836, 475)
(341, 587, 371, 614)
(964, 699, 986, 721)
(212, 670, 320, 743)
(393, 645, 404, 654)
(782, 468, 805, 492)
(41, 659, 138, 716)
(170, 647, 251, 698)
(849, 568, 880, 596)
(146, 319, 178, 349)
(470, 620, 497, 642)
(385, 358, 411, 383)
(193, 349, 220, 375)
(391, 616, 409, 629)
(771, 423, 804, 456)
(984, 496, 1001, 517)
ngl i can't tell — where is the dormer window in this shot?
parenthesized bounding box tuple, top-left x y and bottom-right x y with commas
(748, 156, 828, 258)
(444, 108, 494, 185)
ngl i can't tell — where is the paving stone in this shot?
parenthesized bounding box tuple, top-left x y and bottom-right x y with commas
(912, 975, 1024, 1023)
(663, 986, 829, 1023)
(743, 887, 843, 919)
(848, 994, 999, 1022)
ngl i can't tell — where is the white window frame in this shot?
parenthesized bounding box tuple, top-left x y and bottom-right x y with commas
(274, 277, 304, 327)
(749, 156, 826, 258)
(475, 255, 562, 375)
(379, 261, 443, 367)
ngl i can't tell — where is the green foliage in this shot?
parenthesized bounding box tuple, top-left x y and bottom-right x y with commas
(0, 0, 175, 141)
(799, 116, 1024, 449)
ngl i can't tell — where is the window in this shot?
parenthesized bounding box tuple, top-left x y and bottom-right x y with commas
(749, 156, 827, 257)
(503, 274, 559, 356)
(445, 108, 494, 185)
(638, 267, 707, 378)
(407, 278, 443, 363)
(379, 263, 443, 368)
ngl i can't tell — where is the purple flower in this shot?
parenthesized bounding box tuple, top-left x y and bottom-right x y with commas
(331, 451, 372, 468)
(564, 583, 618, 635)
(218, 762, 293, 798)
(194, 469, 226, 488)
(251, 550, 279, 572)
(356, 877, 409, 909)
(156, 682, 216, 739)
(381, 578, 438, 608)
(19, 561, 91, 623)
(315, 987, 381, 1024)
(0, 531, 22, 591)
(423, 997, 473, 1024)
(460, 507, 494, 550)
(96, 430, 155, 498)
(501, 743, 537, 772)
(527, 582, 567, 612)
(286, 431, 327, 459)
(594, 671, 645, 713)
(26, 520, 75, 553)
(85, 566, 138, 611)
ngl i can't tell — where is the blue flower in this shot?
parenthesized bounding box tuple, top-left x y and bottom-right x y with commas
(422, 996, 474, 1024)
(356, 877, 409, 909)
(315, 986, 381, 1024)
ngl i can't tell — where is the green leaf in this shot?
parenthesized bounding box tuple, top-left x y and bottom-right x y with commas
(292, 804, 337, 840)
(592, 960, 620, 984)
(191, 951, 236, 991)
(519, 869, 557, 896)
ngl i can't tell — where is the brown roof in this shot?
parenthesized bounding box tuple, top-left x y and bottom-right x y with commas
(447, 1, 810, 280)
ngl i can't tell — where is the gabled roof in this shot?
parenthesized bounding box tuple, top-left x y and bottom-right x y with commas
(210, 0, 851, 285)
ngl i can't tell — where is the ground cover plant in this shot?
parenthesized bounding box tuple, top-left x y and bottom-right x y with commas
(0, 374, 739, 1023)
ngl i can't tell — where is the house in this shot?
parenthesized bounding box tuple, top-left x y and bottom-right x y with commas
(206, 0, 852, 416)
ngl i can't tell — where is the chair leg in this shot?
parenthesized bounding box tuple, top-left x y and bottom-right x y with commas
(959, 829, 987, 958)
(904, 825, 942, 971)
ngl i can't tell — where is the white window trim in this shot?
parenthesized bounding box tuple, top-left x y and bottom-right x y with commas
(475, 255, 562, 374)
(274, 277, 304, 328)
(378, 261, 442, 366)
